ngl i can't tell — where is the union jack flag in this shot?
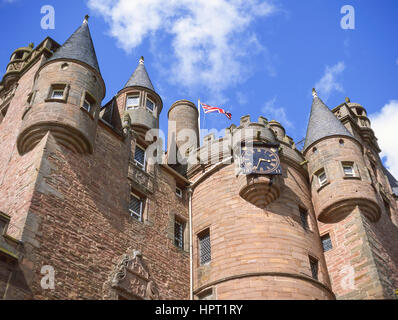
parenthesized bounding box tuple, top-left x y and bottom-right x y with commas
(201, 102, 232, 120)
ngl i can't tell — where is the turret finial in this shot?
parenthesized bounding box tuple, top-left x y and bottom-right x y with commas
(139, 56, 144, 65)
(28, 43, 34, 49)
(345, 97, 350, 103)
(83, 15, 89, 24)
(312, 88, 318, 98)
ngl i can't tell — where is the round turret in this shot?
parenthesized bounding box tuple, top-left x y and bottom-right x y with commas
(167, 100, 199, 167)
(120, 57, 163, 140)
(304, 90, 380, 223)
(17, 17, 105, 154)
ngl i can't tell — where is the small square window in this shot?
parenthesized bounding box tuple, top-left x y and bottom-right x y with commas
(176, 187, 182, 198)
(146, 98, 155, 112)
(174, 219, 185, 249)
(321, 233, 333, 252)
(309, 256, 319, 280)
(126, 96, 139, 110)
(134, 145, 146, 169)
(48, 84, 67, 101)
(129, 193, 143, 221)
(318, 170, 327, 187)
(199, 229, 211, 265)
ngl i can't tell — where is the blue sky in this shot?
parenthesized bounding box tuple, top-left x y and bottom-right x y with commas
(1, 0, 398, 175)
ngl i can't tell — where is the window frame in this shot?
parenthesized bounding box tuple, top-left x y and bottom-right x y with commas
(309, 256, 319, 280)
(146, 97, 155, 113)
(299, 207, 310, 231)
(316, 169, 328, 187)
(174, 219, 185, 249)
(46, 83, 69, 103)
(129, 192, 143, 221)
(176, 186, 183, 198)
(126, 95, 140, 110)
(134, 145, 146, 170)
(320, 233, 333, 252)
(198, 228, 211, 266)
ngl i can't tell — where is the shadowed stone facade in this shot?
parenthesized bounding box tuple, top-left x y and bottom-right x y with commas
(0, 19, 397, 300)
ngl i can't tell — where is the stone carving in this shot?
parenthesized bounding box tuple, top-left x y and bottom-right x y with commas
(104, 249, 160, 300)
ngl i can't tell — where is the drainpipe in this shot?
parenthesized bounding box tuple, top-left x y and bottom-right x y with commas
(188, 187, 194, 300)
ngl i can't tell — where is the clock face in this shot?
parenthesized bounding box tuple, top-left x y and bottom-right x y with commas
(241, 146, 282, 175)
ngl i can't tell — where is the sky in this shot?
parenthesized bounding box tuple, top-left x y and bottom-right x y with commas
(1, 0, 397, 176)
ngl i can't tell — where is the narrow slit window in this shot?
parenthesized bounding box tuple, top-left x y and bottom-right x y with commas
(321, 233, 333, 252)
(174, 219, 185, 249)
(129, 193, 143, 221)
(299, 207, 309, 231)
(318, 170, 328, 187)
(51, 89, 64, 99)
(199, 229, 211, 265)
(309, 256, 319, 280)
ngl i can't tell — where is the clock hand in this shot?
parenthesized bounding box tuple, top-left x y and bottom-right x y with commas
(255, 158, 271, 170)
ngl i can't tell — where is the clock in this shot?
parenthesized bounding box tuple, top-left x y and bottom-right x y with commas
(240, 146, 282, 175)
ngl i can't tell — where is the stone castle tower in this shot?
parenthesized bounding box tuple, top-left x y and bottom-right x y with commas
(0, 18, 397, 300)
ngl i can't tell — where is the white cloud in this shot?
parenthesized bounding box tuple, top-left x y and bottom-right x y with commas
(261, 96, 293, 129)
(314, 61, 345, 100)
(369, 100, 398, 178)
(88, 0, 277, 95)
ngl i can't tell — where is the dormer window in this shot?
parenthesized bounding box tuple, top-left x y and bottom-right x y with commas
(146, 97, 155, 113)
(126, 96, 139, 110)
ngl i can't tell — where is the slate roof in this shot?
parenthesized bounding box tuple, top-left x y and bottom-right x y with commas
(383, 167, 398, 196)
(47, 17, 100, 74)
(124, 57, 155, 92)
(304, 90, 354, 151)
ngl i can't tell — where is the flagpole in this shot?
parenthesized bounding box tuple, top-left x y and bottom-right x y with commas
(198, 99, 201, 144)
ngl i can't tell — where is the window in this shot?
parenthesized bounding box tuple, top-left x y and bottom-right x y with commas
(13, 51, 24, 60)
(48, 84, 67, 101)
(343, 163, 355, 177)
(146, 98, 155, 112)
(317, 170, 327, 187)
(174, 219, 185, 249)
(126, 96, 139, 110)
(196, 288, 214, 300)
(309, 256, 319, 280)
(321, 233, 333, 252)
(198, 229, 211, 265)
(83, 99, 91, 112)
(134, 145, 146, 169)
(129, 193, 143, 221)
(51, 89, 64, 99)
(176, 187, 182, 198)
(299, 207, 309, 231)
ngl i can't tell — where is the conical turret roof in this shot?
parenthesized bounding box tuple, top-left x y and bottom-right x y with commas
(304, 89, 354, 151)
(47, 15, 100, 74)
(124, 56, 155, 91)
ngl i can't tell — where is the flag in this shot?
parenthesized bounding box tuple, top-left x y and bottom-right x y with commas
(200, 102, 232, 120)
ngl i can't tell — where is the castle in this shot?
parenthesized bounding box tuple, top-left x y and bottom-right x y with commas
(0, 17, 397, 300)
